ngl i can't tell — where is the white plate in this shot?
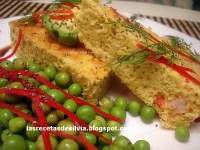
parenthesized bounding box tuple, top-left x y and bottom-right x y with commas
(0, 13, 200, 150)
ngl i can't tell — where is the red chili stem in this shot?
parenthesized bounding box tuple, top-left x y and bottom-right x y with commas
(0, 45, 11, 57)
(8, 69, 123, 123)
(0, 29, 22, 62)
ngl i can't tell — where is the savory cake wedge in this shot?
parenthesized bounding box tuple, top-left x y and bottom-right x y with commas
(9, 16, 111, 104)
(75, 0, 200, 128)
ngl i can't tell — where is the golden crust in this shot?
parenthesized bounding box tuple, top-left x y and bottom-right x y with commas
(9, 20, 111, 104)
(75, 0, 200, 128)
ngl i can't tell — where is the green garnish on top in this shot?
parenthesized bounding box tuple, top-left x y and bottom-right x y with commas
(109, 16, 198, 66)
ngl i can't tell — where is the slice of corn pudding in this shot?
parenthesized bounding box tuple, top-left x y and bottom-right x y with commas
(9, 20, 111, 104)
(75, 0, 200, 128)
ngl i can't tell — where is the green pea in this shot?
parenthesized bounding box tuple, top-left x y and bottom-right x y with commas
(8, 117, 27, 133)
(47, 89, 65, 104)
(36, 135, 58, 150)
(1, 129, 13, 142)
(55, 72, 71, 88)
(3, 135, 27, 150)
(0, 109, 14, 127)
(108, 145, 124, 150)
(63, 99, 77, 113)
(84, 132, 97, 145)
(110, 106, 126, 120)
(0, 78, 8, 87)
(98, 132, 112, 146)
(57, 119, 77, 135)
(37, 71, 49, 80)
(140, 105, 156, 123)
(39, 85, 50, 93)
(27, 78, 40, 87)
(68, 83, 82, 96)
(115, 96, 128, 110)
(76, 105, 96, 123)
(26, 123, 40, 141)
(175, 126, 190, 142)
(100, 107, 110, 114)
(95, 115, 107, 126)
(44, 65, 57, 81)
(39, 103, 52, 114)
(8, 82, 24, 89)
(26, 59, 34, 69)
(107, 121, 121, 136)
(0, 60, 13, 70)
(0, 93, 17, 103)
(28, 63, 41, 73)
(46, 111, 59, 126)
(54, 110, 65, 120)
(99, 97, 114, 109)
(102, 146, 110, 150)
(128, 101, 141, 116)
(27, 140, 36, 150)
(21, 108, 33, 116)
(89, 120, 105, 132)
(133, 140, 150, 150)
(13, 58, 26, 70)
(57, 139, 79, 150)
(113, 136, 131, 149)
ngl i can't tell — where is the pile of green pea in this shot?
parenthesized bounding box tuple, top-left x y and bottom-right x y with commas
(0, 58, 190, 150)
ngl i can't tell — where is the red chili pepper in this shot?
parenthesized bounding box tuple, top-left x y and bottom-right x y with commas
(0, 45, 11, 57)
(0, 29, 22, 62)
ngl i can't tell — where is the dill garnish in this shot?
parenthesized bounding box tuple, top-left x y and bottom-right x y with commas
(168, 35, 200, 63)
(107, 16, 197, 65)
(17, 16, 36, 25)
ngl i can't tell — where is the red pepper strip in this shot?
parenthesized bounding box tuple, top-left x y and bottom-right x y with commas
(0, 88, 113, 145)
(0, 29, 22, 62)
(0, 100, 97, 150)
(0, 100, 36, 123)
(176, 51, 200, 65)
(49, 14, 74, 20)
(136, 43, 196, 74)
(32, 100, 52, 150)
(32, 9, 73, 22)
(146, 56, 200, 87)
(0, 45, 11, 57)
(9, 70, 123, 123)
